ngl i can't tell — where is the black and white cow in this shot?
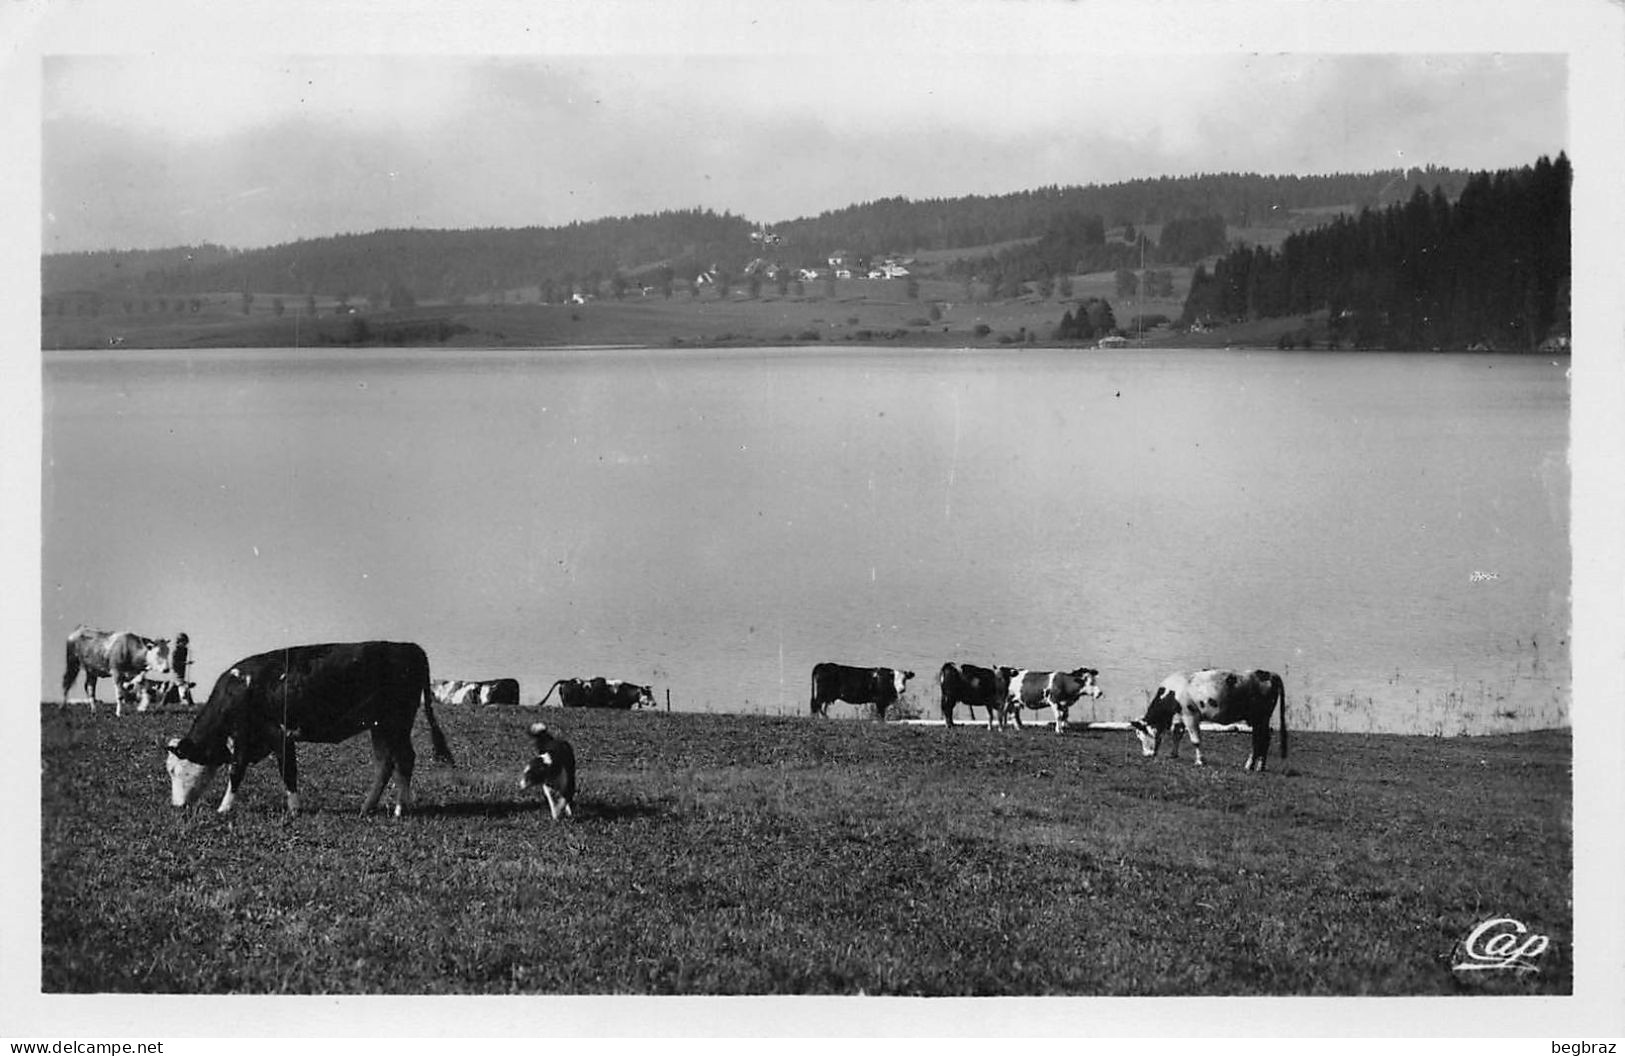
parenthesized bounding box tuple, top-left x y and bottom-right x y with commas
(810, 662, 915, 720)
(937, 662, 1009, 728)
(164, 641, 454, 815)
(61, 625, 175, 716)
(518, 722, 577, 821)
(1130, 668, 1288, 770)
(433, 677, 521, 707)
(1000, 667, 1103, 733)
(538, 677, 656, 709)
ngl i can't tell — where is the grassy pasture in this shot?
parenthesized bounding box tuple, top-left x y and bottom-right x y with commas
(41, 703, 1569, 996)
(41, 272, 1209, 352)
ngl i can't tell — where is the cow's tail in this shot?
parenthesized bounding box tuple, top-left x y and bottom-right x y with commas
(536, 679, 564, 707)
(1276, 673, 1289, 761)
(61, 639, 82, 699)
(420, 677, 455, 766)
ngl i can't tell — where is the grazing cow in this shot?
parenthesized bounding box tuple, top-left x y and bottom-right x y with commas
(139, 677, 198, 711)
(1130, 668, 1288, 770)
(431, 678, 519, 707)
(538, 677, 656, 709)
(477, 678, 521, 706)
(809, 662, 915, 720)
(61, 625, 175, 716)
(431, 679, 484, 707)
(518, 722, 577, 821)
(164, 641, 454, 815)
(937, 662, 1010, 728)
(137, 631, 197, 711)
(1001, 667, 1103, 733)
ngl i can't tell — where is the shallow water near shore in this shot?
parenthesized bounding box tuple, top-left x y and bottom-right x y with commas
(42, 345, 1569, 733)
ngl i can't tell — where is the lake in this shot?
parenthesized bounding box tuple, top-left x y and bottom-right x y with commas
(42, 346, 1570, 734)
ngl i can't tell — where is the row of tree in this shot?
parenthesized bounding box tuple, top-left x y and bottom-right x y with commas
(1180, 154, 1571, 350)
(43, 168, 1478, 305)
(769, 168, 1474, 262)
(1053, 298, 1119, 342)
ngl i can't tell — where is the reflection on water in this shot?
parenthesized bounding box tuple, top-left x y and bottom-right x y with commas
(43, 346, 1569, 733)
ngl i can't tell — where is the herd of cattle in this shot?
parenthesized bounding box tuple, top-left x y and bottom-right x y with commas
(58, 624, 1289, 820)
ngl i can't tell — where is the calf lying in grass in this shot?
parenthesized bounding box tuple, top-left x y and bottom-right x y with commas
(518, 722, 576, 821)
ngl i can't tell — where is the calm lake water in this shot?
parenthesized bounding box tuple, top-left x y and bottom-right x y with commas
(42, 346, 1570, 734)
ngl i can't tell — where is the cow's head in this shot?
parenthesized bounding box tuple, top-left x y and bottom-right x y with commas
(1130, 688, 1177, 756)
(165, 737, 223, 807)
(894, 670, 915, 697)
(1070, 667, 1103, 699)
(143, 638, 174, 675)
(1128, 718, 1161, 756)
(634, 684, 656, 708)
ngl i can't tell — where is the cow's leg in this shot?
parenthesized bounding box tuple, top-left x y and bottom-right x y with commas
(1247, 724, 1272, 772)
(1168, 721, 1184, 758)
(1052, 701, 1066, 734)
(392, 734, 418, 816)
(274, 733, 301, 813)
(542, 784, 565, 821)
(1184, 713, 1205, 767)
(218, 755, 251, 813)
(361, 729, 396, 815)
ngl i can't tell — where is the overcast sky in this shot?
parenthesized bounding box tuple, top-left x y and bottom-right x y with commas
(34, 15, 1573, 254)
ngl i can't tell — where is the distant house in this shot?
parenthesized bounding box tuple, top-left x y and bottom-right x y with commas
(1098, 335, 1129, 349)
(798, 268, 822, 282)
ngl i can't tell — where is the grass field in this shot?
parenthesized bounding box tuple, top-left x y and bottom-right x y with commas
(41, 270, 1226, 353)
(40, 703, 1570, 995)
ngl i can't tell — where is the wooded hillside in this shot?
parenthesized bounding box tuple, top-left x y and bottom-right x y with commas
(42, 167, 1475, 306)
(1181, 154, 1570, 351)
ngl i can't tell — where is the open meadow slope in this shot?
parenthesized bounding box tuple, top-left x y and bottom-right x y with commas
(40, 271, 1208, 352)
(41, 704, 1570, 995)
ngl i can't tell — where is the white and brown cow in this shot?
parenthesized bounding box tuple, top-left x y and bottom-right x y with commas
(61, 625, 174, 716)
(1130, 668, 1288, 770)
(538, 677, 656, 709)
(1000, 666, 1102, 733)
(433, 678, 521, 707)
(518, 722, 577, 821)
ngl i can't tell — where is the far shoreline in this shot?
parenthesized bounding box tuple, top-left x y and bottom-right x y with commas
(39, 294, 1572, 357)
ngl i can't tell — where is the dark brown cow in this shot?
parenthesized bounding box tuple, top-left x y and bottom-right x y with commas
(810, 662, 914, 719)
(1130, 668, 1288, 770)
(164, 641, 454, 815)
(1000, 667, 1103, 733)
(937, 662, 1009, 728)
(61, 625, 174, 716)
(538, 677, 655, 709)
